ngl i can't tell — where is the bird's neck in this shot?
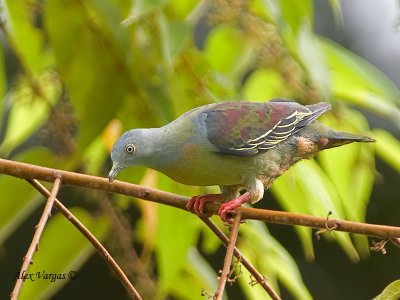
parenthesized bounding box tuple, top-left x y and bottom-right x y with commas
(141, 126, 182, 171)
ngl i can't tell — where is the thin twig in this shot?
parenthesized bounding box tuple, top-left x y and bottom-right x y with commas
(215, 212, 242, 300)
(1, 159, 399, 239)
(11, 177, 62, 300)
(25, 179, 142, 300)
(202, 218, 281, 300)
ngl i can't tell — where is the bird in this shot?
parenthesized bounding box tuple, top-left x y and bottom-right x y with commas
(108, 99, 374, 222)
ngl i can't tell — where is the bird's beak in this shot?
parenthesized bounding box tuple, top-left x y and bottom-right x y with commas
(108, 164, 121, 182)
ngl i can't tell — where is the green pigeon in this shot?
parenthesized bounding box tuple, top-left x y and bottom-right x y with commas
(108, 99, 374, 222)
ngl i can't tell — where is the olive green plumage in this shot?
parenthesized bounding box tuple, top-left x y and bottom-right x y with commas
(109, 99, 374, 221)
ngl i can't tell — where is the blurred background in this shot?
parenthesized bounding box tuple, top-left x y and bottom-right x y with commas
(0, 0, 399, 299)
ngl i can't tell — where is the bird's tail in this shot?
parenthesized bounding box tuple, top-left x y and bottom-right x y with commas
(323, 130, 375, 149)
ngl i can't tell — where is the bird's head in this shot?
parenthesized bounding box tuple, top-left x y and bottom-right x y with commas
(108, 129, 149, 182)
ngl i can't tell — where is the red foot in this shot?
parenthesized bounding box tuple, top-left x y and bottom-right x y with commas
(218, 192, 251, 223)
(186, 194, 222, 217)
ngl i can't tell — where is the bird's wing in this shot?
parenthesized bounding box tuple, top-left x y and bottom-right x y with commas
(203, 99, 331, 156)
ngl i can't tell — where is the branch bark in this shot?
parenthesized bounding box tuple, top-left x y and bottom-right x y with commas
(202, 218, 281, 300)
(1, 158, 400, 239)
(25, 179, 143, 300)
(11, 177, 61, 300)
(215, 212, 241, 300)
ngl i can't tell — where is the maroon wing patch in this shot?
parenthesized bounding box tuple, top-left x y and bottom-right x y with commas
(204, 99, 330, 156)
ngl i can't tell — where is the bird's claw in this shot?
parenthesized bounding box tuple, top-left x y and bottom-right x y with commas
(218, 203, 238, 224)
(187, 193, 250, 224)
(217, 192, 252, 224)
(218, 207, 234, 224)
(186, 194, 220, 218)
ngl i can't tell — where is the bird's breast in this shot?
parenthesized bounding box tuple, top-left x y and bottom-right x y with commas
(156, 143, 250, 186)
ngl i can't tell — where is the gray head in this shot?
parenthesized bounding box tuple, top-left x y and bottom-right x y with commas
(108, 129, 153, 182)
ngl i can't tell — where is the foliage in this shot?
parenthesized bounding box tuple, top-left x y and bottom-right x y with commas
(0, 0, 399, 299)
(373, 280, 400, 300)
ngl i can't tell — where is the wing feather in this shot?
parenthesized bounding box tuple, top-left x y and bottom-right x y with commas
(204, 99, 331, 156)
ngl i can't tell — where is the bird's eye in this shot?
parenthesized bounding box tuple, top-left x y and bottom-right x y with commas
(124, 144, 136, 154)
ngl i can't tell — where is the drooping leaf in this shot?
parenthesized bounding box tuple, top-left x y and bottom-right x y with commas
(318, 110, 375, 222)
(170, 248, 226, 300)
(318, 110, 375, 256)
(328, 0, 344, 27)
(373, 280, 400, 300)
(4, 0, 53, 73)
(239, 221, 313, 300)
(297, 23, 330, 98)
(320, 38, 400, 127)
(0, 72, 61, 155)
(272, 159, 360, 262)
(154, 173, 200, 297)
(271, 172, 315, 260)
(277, 0, 313, 34)
(373, 129, 400, 173)
(0, 148, 66, 244)
(0, 176, 40, 245)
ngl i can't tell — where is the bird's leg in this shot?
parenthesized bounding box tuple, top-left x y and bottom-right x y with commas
(186, 194, 223, 217)
(218, 192, 252, 223)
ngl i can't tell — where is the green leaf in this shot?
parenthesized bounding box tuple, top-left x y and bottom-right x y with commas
(0, 45, 6, 120)
(82, 136, 108, 175)
(157, 11, 191, 66)
(4, 0, 52, 73)
(168, 0, 200, 20)
(242, 69, 285, 101)
(19, 208, 110, 300)
(240, 221, 312, 300)
(0, 72, 61, 154)
(317, 111, 375, 257)
(297, 23, 330, 98)
(320, 38, 400, 127)
(165, 20, 191, 63)
(170, 248, 226, 300)
(0, 148, 66, 244)
(205, 25, 254, 80)
(44, 0, 131, 149)
(277, 0, 313, 34)
(318, 110, 375, 223)
(373, 280, 400, 300)
(328, 0, 344, 27)
(272, 159, 360, 262)
(0, 177, 40, 245)
(154, 173, 200, 297)
(373, 129, 400, 173)
(270, 167, 315, 260)
(250, 0, 281, 22)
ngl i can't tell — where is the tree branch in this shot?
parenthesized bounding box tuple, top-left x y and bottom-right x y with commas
(25, 179, 142, 300)
(215, 212, 241, 300)
(201, 218, 281, 300)
(1, 158, 400, 239)
(11, 177, 61, 300)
